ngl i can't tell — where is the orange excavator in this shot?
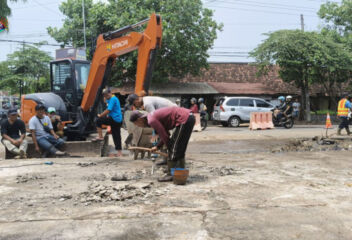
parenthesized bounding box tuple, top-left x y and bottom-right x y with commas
(20, 13, 162, 141)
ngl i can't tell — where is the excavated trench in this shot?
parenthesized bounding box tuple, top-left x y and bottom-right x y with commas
(188, 137, 352, 154)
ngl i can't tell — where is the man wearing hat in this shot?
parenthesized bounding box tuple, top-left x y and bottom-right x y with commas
(130, 106, 195, 182)
(1, 108, 28, 158)
(94, 88, 123, 157)
(29, 104, 66, 157)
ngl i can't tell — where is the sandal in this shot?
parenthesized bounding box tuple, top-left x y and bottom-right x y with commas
(91, 137, 104, 142)
(157, 175, 173, 182)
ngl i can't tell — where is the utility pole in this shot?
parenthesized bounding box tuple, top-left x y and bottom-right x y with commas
(19, 41, 25, 100)
(82, 0, 87, 50)
(300, 14, 311, 122)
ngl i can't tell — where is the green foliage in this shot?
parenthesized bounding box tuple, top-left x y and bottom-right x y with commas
(47, 0, 222, 85)
(0, 45, 52, 94)
(0, 0, 26, 18)
(250, 30, 352, 89)
(318, 0, 352, 36)
(249, 29, 352, 120)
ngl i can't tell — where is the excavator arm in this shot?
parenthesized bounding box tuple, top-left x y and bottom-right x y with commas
(81, 13, 162, 112)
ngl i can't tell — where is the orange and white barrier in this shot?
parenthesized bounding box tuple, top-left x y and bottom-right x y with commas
(193, 113, 202, 132)
(249, 112, 274, 130)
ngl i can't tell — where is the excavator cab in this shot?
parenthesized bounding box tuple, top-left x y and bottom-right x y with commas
(50, 59, 90, 121)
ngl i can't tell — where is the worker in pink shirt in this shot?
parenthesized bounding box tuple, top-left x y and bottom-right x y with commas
(129, 106, 195, 182)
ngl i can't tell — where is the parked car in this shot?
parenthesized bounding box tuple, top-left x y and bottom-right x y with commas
(212, 97, 274, 127)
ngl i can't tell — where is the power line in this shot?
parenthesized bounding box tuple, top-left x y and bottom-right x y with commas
(209, 0, 318, 13)
(32, 0, 62, 16)
(207, 5, 317, 17)
(0, 39, 61, 46)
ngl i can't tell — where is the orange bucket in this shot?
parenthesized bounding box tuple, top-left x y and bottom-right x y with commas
(173, 169, 189, 185)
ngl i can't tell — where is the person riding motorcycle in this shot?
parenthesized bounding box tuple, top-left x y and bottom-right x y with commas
(198, 98, 207, 113)
(190, 97, 199, 113)
(274, 96, 286, 121)
(277, 96, 293, 122)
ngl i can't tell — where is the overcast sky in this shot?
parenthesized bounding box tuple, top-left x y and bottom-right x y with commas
(0, 0, 342, 63)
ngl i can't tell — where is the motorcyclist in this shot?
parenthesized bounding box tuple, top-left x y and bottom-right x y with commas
(189, 97, 199, 113)
(274, 96, 286, 121)
(198, 98, 207, 113)
(283, 95, 293, 119)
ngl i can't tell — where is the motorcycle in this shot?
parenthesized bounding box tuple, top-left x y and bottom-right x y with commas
(272, 109, 294, 129)
(200, 111, 208, 131)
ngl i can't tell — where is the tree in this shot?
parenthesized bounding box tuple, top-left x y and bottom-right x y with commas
(0, 0, 25, 19)
(47, 0, 222, 85)
(250, 30, 352, 121)
(0, 44, 52, 95)
(318, 1, 352, 37)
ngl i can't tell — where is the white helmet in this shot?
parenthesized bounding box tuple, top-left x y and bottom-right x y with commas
(286, 95, 292, 100)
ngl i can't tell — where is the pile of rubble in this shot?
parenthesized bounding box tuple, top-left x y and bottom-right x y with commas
(16, 174, 45, 183)
(272, 137, 352, 153)
(77, 182, 154, 204)
(209, 166, 245, 176)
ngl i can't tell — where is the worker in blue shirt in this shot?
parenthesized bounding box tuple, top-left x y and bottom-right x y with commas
(94, 88, 123, 157)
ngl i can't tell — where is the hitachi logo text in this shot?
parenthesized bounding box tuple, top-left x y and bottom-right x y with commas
(112, 40, 128, 49)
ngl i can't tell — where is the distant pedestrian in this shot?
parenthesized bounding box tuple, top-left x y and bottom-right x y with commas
(337, 93, 352, 135)
(292, 98, 300, 119)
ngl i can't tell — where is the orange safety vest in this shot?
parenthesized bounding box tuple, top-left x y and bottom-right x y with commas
(337, 99, 349, 117)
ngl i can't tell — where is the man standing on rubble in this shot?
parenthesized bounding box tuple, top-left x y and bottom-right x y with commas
(129, 106, 195, 182)
(94, 88, 123, 157)
(337, 93, 352, 135)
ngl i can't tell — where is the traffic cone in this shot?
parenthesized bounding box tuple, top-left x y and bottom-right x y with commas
(325, 113, 332, 129)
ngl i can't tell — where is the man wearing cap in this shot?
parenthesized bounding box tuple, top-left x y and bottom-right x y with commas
(29, 104, 66, 157)
(1, 108, 28, 159)
(337, 94, 352, 135)
(127, 94, 176, 113)
(48, 107, 64, 138)
(130, 106, 195, 182)
(95, 88, 123, 157)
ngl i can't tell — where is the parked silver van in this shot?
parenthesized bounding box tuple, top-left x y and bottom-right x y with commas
(212, 97, 274, 127)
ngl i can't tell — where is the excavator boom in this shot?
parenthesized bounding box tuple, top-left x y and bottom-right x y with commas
(81, 13, 162, 112)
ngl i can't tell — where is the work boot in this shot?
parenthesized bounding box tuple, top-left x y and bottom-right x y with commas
(347, 128, 351, 136)
(337, 128, 342, 136)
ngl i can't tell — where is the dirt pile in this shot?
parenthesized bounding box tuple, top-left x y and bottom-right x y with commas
(77, 182, 154, 204)
(16, 174, 45, 183)
(209, 166, 246, 176)
(273, 137, 352, 153)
